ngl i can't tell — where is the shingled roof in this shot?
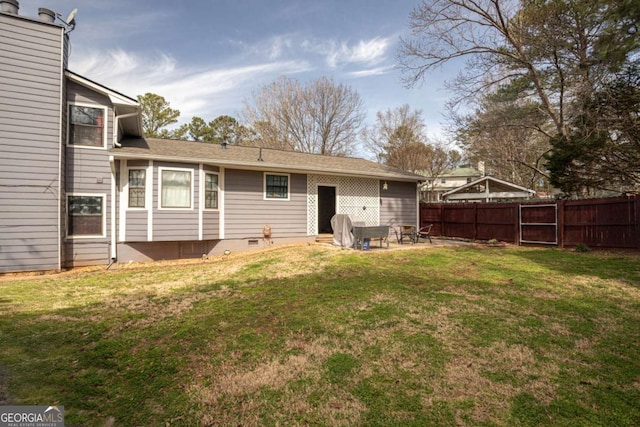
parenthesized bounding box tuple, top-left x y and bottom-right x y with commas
(111, 138, 424, 182)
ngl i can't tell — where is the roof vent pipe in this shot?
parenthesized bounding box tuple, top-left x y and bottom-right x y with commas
(38, 7, 55, 23)
(1, 0, 19, 14)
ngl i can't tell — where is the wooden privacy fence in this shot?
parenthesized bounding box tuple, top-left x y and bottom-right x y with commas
(419, 195, 640, 249)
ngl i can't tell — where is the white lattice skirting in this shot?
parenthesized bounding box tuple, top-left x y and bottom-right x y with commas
(307, 174, 380, 235)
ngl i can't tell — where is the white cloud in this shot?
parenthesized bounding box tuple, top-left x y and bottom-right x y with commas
(69, 49, 311, 121)
(303, 37, 391, 68)
(341, 38, 391, 65)
(347, 65, 395, 78)
(267, 35, 295, 61)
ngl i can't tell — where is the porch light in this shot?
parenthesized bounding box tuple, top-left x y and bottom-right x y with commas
(383, 181, 388, 191)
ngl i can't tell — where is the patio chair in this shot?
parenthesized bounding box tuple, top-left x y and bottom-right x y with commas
(385, 218, 401, 244)
(415, 224, 433, 244)
(398, 224, 417, 244)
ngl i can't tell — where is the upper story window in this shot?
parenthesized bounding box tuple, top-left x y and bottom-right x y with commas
(67, 195, 104, 238)
(441, 178, 447, 184)
(204, 173, 219, 209)
(160, 168, 193, 209)
(68, 104, 107, 148)
(264, 173, 289, 200)
(128, 169, 146, 208)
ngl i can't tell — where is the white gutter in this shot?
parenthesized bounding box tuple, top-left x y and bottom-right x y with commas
(113, 112, 139, 148)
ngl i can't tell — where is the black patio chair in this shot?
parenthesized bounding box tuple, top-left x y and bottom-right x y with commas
(415, 224, 433, 244)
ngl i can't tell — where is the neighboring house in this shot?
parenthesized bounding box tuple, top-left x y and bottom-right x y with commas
(420, 166, 483, 202)
(0, 4, 422, 273)
(441, 176, 535, 203)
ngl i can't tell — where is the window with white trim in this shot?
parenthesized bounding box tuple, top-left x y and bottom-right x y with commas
(265, 173, 289, 200)
(67, 195, 104, 237)
(204, 173, 218, 209)
(68, 104, 106, 148)
(128, 169, 146, 208)
(160, 168, 192, 209)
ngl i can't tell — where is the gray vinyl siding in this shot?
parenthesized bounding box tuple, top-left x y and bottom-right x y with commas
(225, 169, 307, 239)
(152, 162, 199, 241)
(380, 181, 417, 227)
(0, 14, 64, 272)
(202, 211, 219, 239)
(125, 211, 148, 241)
(64, 84, 114, 267)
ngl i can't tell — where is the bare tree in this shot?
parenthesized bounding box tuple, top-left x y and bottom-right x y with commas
(455, 89, 552, 189)
(364, 105, 457, 179)
(243, 76, 365, 156)
(398, 0, 627, 136)
(399, 0, 640, 194)
(362, 104, 426, 162)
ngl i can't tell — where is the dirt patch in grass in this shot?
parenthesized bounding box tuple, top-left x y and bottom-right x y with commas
(431, 341, 558, 423)
(190, 335, 367, 426)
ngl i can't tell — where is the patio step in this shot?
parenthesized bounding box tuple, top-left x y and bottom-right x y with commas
(315, 234, 334, 244)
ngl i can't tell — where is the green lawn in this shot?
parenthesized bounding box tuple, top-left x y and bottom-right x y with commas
(1, 245, 639, 426)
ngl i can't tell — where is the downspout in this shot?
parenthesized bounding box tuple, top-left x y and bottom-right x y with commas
(57, 27, 65, 271)
(109, 156, 117, 263)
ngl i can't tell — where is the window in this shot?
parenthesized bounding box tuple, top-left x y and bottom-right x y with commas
(160, 168, 192, 208)
(265, 173, 289, 200)
(68, 195, 104, 237)
(128, 169, 146, 208)
(204, 173, 218, 209)
(441, 178, 446, 184)
(69, 105, 106, 147)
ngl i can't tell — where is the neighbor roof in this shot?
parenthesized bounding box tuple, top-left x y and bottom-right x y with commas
(111, 138, 424, 182)
(440, 167, 482, 178)
(443, 175, 535, 197)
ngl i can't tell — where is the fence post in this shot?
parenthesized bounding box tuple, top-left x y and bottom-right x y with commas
(557, 200, 565, 248)
(473, 203, 478, 241)
(514, 203, 520, 245)
(440, 204, 444, 237)
(633, 195, 640, 249)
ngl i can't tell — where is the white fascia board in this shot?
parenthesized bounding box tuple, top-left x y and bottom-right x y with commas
(65, 71, 139, 107)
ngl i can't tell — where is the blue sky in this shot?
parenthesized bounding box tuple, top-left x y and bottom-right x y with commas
(20, 0, 459, 149)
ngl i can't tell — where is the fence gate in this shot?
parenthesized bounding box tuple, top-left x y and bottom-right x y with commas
(519, 204, 558, 245)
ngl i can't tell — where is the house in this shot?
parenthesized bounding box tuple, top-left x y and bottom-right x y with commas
(420, 166, 483, 202)
(0, 2, 422, 273)
(441, 175, 535, 203)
